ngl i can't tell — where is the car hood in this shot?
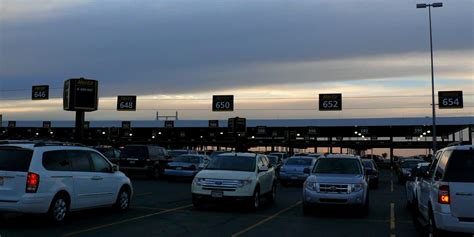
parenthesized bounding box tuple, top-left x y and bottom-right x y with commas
(195, 170, 255, 180)
(308, 173, 364, 184)
(168, 162, 196, 167)
(281, 165, 311, 173)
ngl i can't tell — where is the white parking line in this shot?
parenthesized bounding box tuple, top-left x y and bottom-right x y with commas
(390, 202, 396, 237)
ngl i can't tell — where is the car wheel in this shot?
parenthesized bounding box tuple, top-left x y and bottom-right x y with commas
(361, 192, 369, 217)
(48, 194, 69, 224)
(250, 188, 260, 211)
(426, 208, 446, 237)
(114, 188, 131, 212)
(268, 184, 277, 204)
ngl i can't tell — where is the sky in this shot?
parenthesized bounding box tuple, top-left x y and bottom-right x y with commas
(0, 0, 473, 121)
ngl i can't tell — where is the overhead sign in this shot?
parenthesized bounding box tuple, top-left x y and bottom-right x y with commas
(212, 95, 234, 112)
(117, 96, 137, 111)
(8, 121, 16, 128)
(165, 121, 174, 128)
(319, 93, 342, 111)
(122, 121, 131, 129)
(438, 91, 463, 109)
(308, 127, 317, 135)
(257, 126, 266, 135)
(63, 78, 99, 111)
(32, 85, 49, 100)
(43, 121, 51, 129)
(84, 121, 90, 129)
(228, 117, 246, 133)
(209, 120, 219, 128)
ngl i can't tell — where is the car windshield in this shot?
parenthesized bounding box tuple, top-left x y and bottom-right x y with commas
(285, 158, 312, 166)
(174, 155, 201, 163)
(401, 160, 421, 168)
(120, 146, 148, 159)
(205, 155, 256, 172)
(443, 150, 474, 182)
(313, 158, 362, 175)
(269, 153, 284, 159)
(267, 156, 278, 165)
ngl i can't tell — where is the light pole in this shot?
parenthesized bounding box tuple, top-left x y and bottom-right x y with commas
(416, 2, 443, 153)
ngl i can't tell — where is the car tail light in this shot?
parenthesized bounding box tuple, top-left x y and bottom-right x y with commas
(438, 185, 450, 204)
(26, 172, 40, 193)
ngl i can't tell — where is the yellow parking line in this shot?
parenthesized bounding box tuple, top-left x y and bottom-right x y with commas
(231, 201, 302, 237)
(134, 192, 153, 197)
(63, 204, 193, 237)
(390, 180, 394, 193)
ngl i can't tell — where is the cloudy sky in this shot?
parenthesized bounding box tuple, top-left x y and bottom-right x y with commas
(0, 0, 473, 121)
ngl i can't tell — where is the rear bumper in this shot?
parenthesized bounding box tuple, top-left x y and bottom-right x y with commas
(164, 169, 198, 177)
(0, 193, 53, 214)
(435, 211, 474, 234)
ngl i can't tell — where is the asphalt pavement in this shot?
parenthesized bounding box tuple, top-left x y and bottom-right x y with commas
(0, 170, 424, 237)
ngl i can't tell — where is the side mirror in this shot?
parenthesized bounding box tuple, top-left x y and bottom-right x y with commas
(112, 164, 119, 172)
(303, 168, 311, 174)
(259, 166, 269, 172)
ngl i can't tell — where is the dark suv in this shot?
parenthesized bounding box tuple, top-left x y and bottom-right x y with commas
(119, 145, 170, 179)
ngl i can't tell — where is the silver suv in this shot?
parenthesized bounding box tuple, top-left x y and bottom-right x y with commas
(415, 145, 474, 236)
(302, 155, 370, 216)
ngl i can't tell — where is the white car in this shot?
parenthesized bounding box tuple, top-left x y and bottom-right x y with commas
(0, 141, 133, 223)
(415, 145, 474, 236)
(191, 153, 277, 210)
(405, 162, 430, 208)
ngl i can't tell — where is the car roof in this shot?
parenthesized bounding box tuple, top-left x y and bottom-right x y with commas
(217, 152, 257, 157)
(323, 154, 360, 159)
(401, 158, 423, 162)
(443, 144, 474, 151)
(288, 156, 315, 159)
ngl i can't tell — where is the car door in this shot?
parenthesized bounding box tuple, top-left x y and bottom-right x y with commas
(256, 156, 268, 193)
(69, 150, 103, 209)
(259, 156, 272, 194)
(419, 152, 441, 218)
(89, 151, 118, 205)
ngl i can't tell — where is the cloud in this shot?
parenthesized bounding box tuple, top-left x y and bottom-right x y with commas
(0, 0, 92, 21)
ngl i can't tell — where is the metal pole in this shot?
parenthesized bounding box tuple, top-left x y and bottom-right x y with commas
(428, 6, 437, 152)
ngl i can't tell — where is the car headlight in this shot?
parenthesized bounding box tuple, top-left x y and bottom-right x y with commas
(351, 183, 363, 192)
(305, 181, 318, 191)
(236, 180, 252, 188)
(194, 178, 205, 186)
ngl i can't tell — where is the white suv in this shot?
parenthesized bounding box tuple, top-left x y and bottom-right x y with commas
(0, 142, 133, 223)
(416, 145, 474, 236)
(191, 153, 277, 210)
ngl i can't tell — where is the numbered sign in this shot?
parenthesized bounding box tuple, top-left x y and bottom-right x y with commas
(165, 121, 174, 128)
(319, 93, 342, 111)
(43, 121, 51, 129)
(308, 127, 317, 135)
(228, 117, 246, 133)
(209, 120, 219, 128)
(84, 121, 90, 129)
(257, 126, 266, 134)
(122, 121, 131, 129)
(438, 91, 463, 109)
(213, 95, 234, 112)
(117, 96, 137, 111)
(63, 78, 99, 111)
(32, 85, 49, 100)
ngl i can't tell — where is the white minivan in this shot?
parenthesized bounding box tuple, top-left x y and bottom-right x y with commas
(0, 142, 133, 223)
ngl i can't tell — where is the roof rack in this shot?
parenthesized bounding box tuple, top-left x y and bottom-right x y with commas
(0, 140, 85, 147)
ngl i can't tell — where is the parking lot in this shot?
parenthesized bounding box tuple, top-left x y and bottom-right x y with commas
(0, 170, 422, 237)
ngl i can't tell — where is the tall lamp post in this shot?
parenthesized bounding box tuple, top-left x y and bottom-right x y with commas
(416, 2, 443, 153)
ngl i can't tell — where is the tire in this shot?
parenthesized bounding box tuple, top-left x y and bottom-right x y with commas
(114, 188, 131, 212)
(361, 191, 369, 217)
(426, 208, 447, 237)
(48, 194, 69, 224)
(249, 188, 260, 212)
(267, 184, 277, 205)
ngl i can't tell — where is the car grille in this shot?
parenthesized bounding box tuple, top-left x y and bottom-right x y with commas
(318, 184, 350, 194)
(201, 179, 239, 191)
(458, 217, 474, 223)
(319, 198, 348, 203)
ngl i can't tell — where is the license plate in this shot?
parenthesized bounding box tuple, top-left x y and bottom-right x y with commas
(129, 161, 136, 164)
(211, 191, 223, 198)
(291, 176, 298, 180)
(0, 177, 3, 186)
(176, 167, 182, 170)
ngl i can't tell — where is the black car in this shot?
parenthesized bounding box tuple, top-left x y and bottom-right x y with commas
(362, 159, 379, 188)
(119, 144, 171, 179)
(94, 146, 121, 164)
(267, 155, 283, 176)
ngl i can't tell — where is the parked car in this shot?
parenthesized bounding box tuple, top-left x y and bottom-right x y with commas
(279, 156, 317, 185)
(209, 151, 228, 159)
(302, 155, 370, 216)
(119, 144, 170, 179)
(0, 141, 133, 223)
(164, 154, 209, 178)
(268, 152, 289, 161)
(398, 158, 424, 184)
(306, 153, 323, 159)
(168, 149, 198, 159)
(94, 146, 121, 164)
(191, 153, 277, 211)
(415, 145, 474, 236)
(405, 162, 430, 208)
(361, 159, 379, 188)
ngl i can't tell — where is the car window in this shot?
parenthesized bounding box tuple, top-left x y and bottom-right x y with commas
(90, 152, 112, 173)
(257, 156, 265, 168)
(206, 155, 256, 172)
(42, 150, 72, 171)
(443, 149, 474, 182)
(435, 150, 451, 180)
(313, 158, 362, 175)
(120, 146, 149, 159)
(0, 148, 33, 172)
(69, 150, 94, 172)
